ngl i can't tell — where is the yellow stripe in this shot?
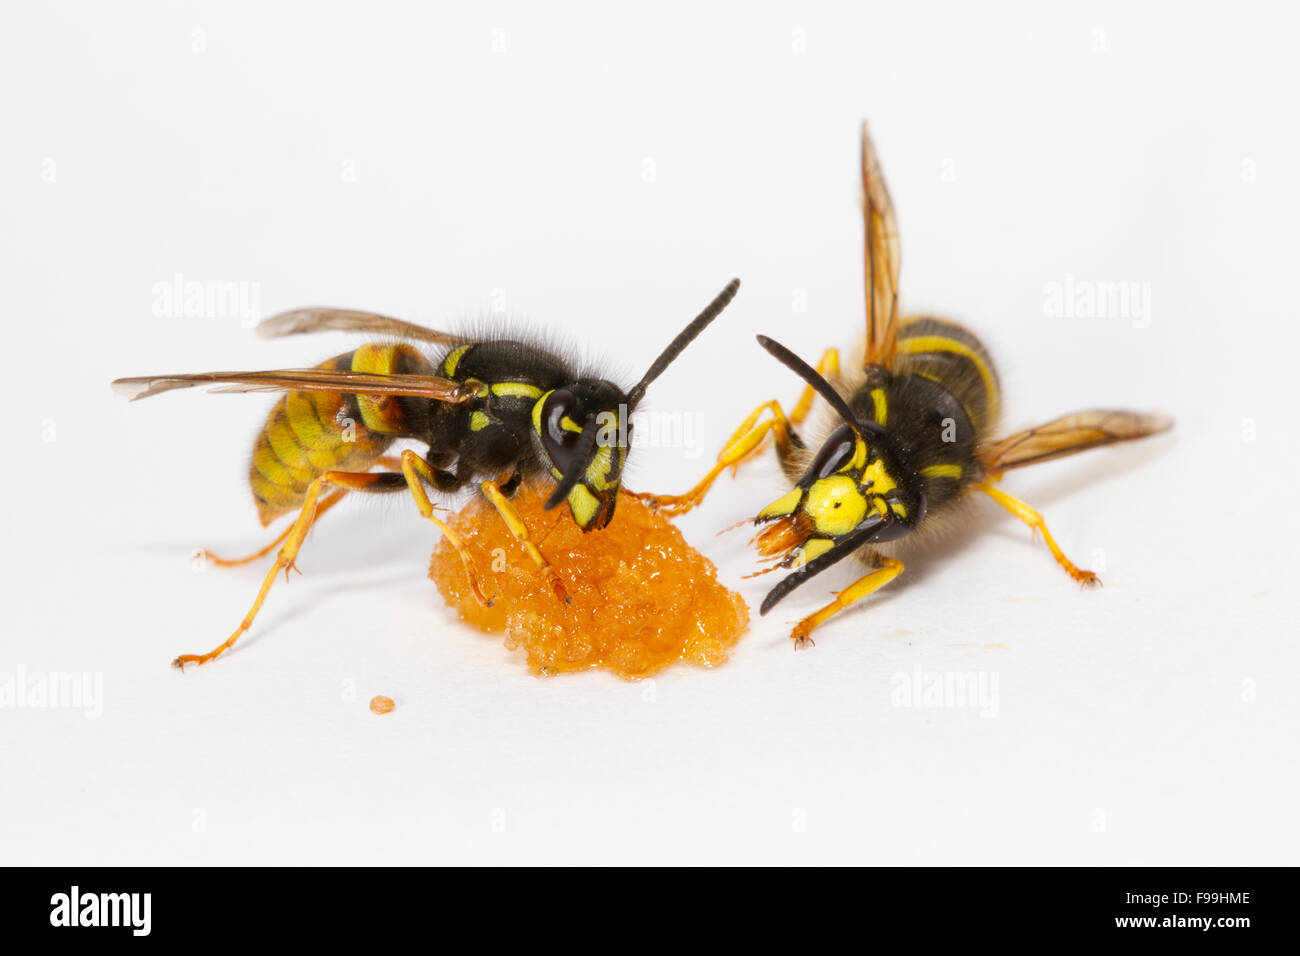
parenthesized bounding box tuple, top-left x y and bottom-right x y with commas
(491, 381, 543, 400)
(532, 390, 553, 435)
(897, 334, 998, 405)
(266, 414, 312, 471)
(443, 344, 470, 377)
(285, 392, 340, 449)
(350, 343, 395, 375)
(350, 344, 401, 433)
(870, 388, 888, 426)
(252, 442, 312, 490)
(920, 463, 964, 480)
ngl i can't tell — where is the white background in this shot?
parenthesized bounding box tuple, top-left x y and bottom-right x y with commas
(3, 1, 1296, 865)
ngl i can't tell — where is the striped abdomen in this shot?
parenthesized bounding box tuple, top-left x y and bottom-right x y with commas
(891, 316, 1000, 436)
(249, 343, 434, 525)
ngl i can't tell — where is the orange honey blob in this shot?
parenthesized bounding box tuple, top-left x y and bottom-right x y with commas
(429, 484, 749, 677)
(369, 695, 395, 715)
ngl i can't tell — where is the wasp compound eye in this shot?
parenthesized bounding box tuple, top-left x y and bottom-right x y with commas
(809, 423, 858, 479)
(541, 388, 584, 474)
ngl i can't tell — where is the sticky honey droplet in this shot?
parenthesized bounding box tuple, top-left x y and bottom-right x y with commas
(369, 695, 395, 715)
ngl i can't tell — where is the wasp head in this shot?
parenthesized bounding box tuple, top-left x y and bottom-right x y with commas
(531, 381, 630, 531)
(532, 278, 741, 532)
(756, 422, 910, 564)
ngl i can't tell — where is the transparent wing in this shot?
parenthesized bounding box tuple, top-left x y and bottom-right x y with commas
(981, 410, 1173, 474)
(112, 368, 475, 403)
(256, 307, 466, 347)
(861, 122, 901, 366)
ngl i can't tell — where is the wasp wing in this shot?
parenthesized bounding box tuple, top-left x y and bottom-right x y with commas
(981, 410, 1172, 474)
(255, 307, 466, 347)
(861, 122, 901, 367)
(112, 368, 474, 403)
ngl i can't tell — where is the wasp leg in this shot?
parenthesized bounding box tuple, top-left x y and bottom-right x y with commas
(399, 451, 491, 607)
(975, 481, 1100, 587)
(479, 478, 571, 604)
(634, 400, 795, 516)
(172, 454, 488, 669)
(787, 557, 904, 648)
(204, 456, 403, 567)
(636, 348, 839, 517)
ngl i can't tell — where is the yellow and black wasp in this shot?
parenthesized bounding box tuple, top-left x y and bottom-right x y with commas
(114, 279, 740, 667)
(642, 125, 1171, 645)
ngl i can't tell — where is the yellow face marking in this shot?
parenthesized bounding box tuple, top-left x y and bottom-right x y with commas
(843, 438, 867, 473)
(491, 382, 543, 400)
(560, 416, 583, 434)
(920, 463, 964, 480)
(759, 488, 803, 519)
(532, 390, 553, 435)
(861, 458, 897, 496)
(585, 444, 615, 490)
(889, 500, 908, 519)
(470, 411, 491, 431)
(791, 537, 834, 567)
(567, 485, 601, 527)
(442, 344, 471, 377)
(803, 474, 868, 537)
(897, 335, 998, 404)
(870, 388, 888, 426)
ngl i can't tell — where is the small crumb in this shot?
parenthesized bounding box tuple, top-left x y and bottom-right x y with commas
(369, 695, 395, 715)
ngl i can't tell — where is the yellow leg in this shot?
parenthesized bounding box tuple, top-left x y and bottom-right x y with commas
(480, 479, 571, 603)
(789, 557, 903, 648)
(976, 482, 1100, 587)
(635, 400, 796, 517)
(789, 348, 840, 424)
(637, 348, 840, 517)
(400, 451, 493, 607)
(205, 456, 403, 567)
(173, 454, 487, 669)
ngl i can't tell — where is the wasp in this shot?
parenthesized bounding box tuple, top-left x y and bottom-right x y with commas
(641, 125, 1171, 646)
(114, 279, 740, 667)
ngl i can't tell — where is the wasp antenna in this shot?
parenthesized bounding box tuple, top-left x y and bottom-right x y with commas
(758, 518, 886, 616)
(543, 416, 601, 510)
(626, 278, 740, 409)
(755, 335, 878, 436)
